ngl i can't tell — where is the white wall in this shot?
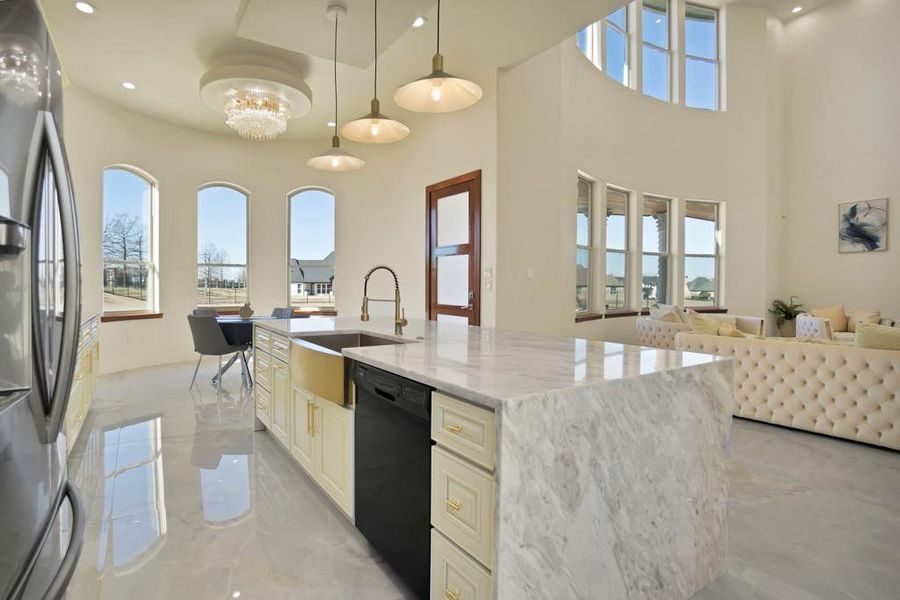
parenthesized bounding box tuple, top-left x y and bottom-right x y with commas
(496, 6, 780, 343)
(65, 79, 497, 373)
(781, 0, 900, 319)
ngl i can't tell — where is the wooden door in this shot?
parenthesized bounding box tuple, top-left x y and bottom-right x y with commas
(426, 170, 482, 325)
(289, 386, 314, 474)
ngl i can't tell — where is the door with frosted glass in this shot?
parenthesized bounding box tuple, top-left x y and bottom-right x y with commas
(426, 171, 480, 325)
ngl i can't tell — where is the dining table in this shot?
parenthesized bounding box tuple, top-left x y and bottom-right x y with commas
(213, 315, 277, 385)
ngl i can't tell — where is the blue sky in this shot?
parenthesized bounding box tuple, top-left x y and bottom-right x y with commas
(198, 185, 247, 263)
(290, 189, 335, 261)
(103, 168, 151, 232)
(577, 3, 718, 110)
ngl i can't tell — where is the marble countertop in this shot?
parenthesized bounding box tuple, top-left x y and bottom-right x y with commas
(257, 317, 726, 409)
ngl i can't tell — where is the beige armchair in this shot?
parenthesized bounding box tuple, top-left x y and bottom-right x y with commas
(795, 314, 855, 343)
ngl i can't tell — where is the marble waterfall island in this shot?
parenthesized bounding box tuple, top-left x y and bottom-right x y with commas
(257, 317, 734, 599)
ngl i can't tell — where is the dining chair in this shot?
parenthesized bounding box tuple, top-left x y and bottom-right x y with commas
(193, 308, 218, 317)
(187, 314, 251, 393)
(270, 307, 293, 319)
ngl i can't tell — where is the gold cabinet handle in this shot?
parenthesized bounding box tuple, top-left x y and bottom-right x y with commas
(307, 400, 314, 436)
(446, 498, 462, 512)
(446, 423, 463, 434)
(445, 589, 460, 600)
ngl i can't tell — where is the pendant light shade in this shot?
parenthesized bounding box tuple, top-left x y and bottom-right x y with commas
(342, 0, 410, 143)
(309, 3, 364, 172)
(393, 0, 482, 113)
(307, 135, 366, 171)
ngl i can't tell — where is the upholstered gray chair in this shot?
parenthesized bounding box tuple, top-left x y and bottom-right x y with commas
(187, 314, 250, 392)
(270, 307, 293, 319)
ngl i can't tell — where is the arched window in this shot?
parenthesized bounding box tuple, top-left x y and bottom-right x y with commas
(102, 166, 157, 313)
(197, 184, 249, 307)
(288, 189, 335, 312)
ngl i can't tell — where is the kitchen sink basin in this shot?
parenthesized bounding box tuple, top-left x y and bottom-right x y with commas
(291, 333, 412, 405)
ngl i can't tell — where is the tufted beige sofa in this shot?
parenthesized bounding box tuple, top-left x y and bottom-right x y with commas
(675, 332, 900, 450)
(636, 315, 765, 350)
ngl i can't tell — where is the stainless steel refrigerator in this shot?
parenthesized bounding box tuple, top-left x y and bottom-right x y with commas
(0, 0, 85, 598)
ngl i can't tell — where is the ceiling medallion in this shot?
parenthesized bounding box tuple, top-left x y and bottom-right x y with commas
(200, 56, 312, 142)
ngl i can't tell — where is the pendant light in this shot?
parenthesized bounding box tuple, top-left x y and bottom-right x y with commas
(341, 0, 410, 143)
(393, 0, 482, 113)
(308, 4, 365, 172)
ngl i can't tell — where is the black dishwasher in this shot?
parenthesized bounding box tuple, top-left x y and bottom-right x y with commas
(353, 362, 433, 600)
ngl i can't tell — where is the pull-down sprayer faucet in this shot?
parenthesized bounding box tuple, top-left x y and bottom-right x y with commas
(360, 265, 408, 336)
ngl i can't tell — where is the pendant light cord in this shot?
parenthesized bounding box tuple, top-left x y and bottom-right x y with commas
(436, 0, 441, 55)
(333, 12, 338, 136)
(373, 0, 378, 100)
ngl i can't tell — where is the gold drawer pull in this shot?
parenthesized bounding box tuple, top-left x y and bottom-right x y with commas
(446, 423, 463, 434)
(446, 498, 462, 512)
(445, 589, 460, 600)
(308, 401, 314, 436)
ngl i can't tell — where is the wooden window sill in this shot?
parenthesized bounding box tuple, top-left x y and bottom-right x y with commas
(575, 311, 639, 323)
(293, 309, 337, 317)
(101, 311, 164, 323)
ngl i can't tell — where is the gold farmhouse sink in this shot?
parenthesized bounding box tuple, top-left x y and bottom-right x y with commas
(290, 333, 411, 405)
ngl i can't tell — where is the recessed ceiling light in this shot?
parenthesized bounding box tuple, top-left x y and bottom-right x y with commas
(121, 81, 136, 90)
(74, 2, 95, 14)
(326, 121, 336, 127)
(412, 16, 426, 28)
(791, 6, 803, 14)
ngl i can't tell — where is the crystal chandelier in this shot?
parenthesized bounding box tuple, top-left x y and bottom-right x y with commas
(223, 90, 291, 141)
(0, 48, 41, 106)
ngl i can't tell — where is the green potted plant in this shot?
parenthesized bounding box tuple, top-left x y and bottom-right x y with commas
(769, 296, 804, 337)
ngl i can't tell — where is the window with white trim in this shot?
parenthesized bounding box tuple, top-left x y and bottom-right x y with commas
(642, 0, 670, 101)
(684, 3, 719, 110)
(683, 200, 721, 307)
(605, 186, 630, 311)
(605, 5, 631, 86)
(197, 184, 249, 307)
(288, 189, 336, 311)
(641, 196, 670, 307)
(102, 166, 157, 313)
(576, 176, 593, 313)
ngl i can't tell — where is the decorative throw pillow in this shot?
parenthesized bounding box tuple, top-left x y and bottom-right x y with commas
(718, 325, 746, 338)
(848, 309, 881, 333)
(856, 322, 900, 350)
(686, 310, 722, 335)
(811, 305, 848, 332)
(650, 304, 685, 323)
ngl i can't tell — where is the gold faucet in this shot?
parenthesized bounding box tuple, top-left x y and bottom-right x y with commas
(361, 265, 408, 336)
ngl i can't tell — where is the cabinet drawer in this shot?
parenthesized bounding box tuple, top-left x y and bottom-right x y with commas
(255, 351, 272, 391)
(271, 333, 290, 363)
(432, 393, 496, 471)
(431, 529, 492, 600)
(431, 446, 494, 568)
(254, 326, 272, 354)
(255, 385, 271, 416)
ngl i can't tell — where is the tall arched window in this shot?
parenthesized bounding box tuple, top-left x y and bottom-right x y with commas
(102, 166, 157, 313)
(288, 189, 335, 312)
(197, 184, 249, 307)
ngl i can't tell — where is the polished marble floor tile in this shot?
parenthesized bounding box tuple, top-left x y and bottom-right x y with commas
(66, 362, 900, 599)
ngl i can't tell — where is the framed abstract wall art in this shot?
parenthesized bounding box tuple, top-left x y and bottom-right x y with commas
(838, 198, 888, 253)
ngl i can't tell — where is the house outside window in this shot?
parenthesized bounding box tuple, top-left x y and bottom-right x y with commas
(102, 166, 157, 313)
(289, 189, 336, 311)
(684, 200, 721, 307)
(641, 196, 670, 307)
(197, 184, 249, 307)
(605, 186, 630, 311)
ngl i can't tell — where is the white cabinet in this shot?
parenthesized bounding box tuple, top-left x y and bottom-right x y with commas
(270, 360, 290, 446)
(289, 386, 315, 473)
(314, 398, 354, 516)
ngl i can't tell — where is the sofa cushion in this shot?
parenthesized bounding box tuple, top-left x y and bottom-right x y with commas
(651, 304, 685, 323)
(686, 310, 735, 335)
(857, 322, 900, 350)
(718, 325, 746, 338)
(811, 305, 848, 332)
(848, 309, 881, 333)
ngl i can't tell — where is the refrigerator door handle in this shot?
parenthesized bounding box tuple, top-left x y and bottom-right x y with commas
(42, 482, 85, 600)
(35, 111, 82, 444)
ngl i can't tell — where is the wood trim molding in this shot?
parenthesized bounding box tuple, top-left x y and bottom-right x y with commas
(101, 311, 164, 323)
